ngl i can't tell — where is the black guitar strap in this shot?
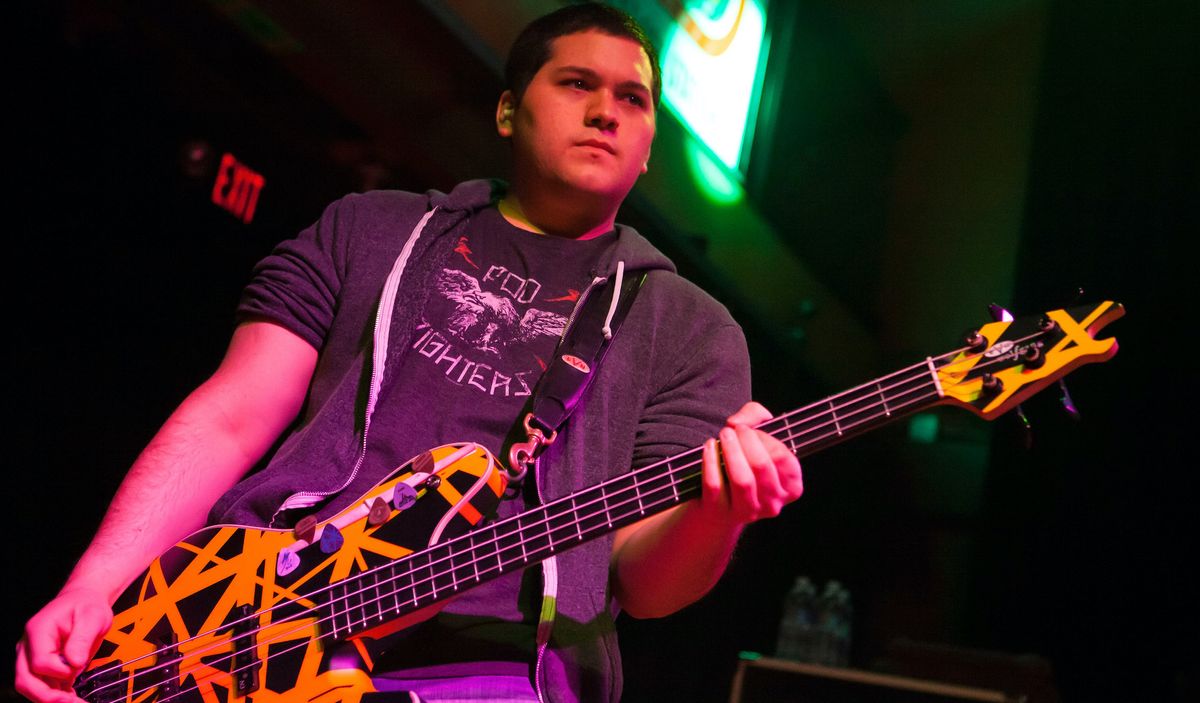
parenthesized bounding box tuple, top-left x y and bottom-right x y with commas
(506, 264, 647, 483)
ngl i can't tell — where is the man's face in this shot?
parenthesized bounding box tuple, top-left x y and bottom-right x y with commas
(497, 30, 656, 206)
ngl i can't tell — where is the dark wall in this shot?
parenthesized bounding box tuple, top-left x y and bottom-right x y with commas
(622, 0, 1200, 700)
(968, 0, 1198, 701)
(8, 1, 362, 681)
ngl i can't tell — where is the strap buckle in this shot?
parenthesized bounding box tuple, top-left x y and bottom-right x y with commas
(506, 413, 558, 485)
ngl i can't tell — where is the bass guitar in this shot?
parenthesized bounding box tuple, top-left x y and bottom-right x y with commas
(74, 300, 1123, 703)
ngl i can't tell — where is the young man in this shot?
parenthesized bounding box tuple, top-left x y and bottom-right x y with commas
(15, 5, 802, 702)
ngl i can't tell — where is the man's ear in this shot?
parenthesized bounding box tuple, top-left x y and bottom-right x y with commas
(496, 90, 516, 138)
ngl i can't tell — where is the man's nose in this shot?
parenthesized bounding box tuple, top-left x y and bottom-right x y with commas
(585, 91, 618, 131)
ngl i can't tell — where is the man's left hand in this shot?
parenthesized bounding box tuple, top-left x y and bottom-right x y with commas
(699, 401, 804, 526)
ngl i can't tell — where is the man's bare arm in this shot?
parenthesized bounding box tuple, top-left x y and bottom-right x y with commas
(610, 402, 803, 619)
(15, 321, 318, 703)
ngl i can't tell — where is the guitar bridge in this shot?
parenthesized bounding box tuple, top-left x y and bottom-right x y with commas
(74, 666, 124, 703)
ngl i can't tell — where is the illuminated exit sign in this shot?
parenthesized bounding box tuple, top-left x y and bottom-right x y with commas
(211, 152, 264, 224)
(612, 0, 769, 173)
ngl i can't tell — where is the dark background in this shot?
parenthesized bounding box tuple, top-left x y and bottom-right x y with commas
(8, 1, 1196, 701)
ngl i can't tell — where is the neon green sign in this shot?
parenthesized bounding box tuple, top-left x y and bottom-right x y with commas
(613, 0, 770, 174)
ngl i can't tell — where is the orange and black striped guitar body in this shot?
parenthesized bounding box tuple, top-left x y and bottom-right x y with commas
(75, 444, 507, 703)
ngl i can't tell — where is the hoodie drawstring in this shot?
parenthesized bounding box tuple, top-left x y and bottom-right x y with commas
(601, 260, 624, 340)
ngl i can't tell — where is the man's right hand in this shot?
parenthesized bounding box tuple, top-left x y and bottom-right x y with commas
(15, 586, 113, 703)
(14, 321, 318, 703)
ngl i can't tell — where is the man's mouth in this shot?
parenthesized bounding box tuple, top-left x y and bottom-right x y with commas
(577, 139, 616, 155)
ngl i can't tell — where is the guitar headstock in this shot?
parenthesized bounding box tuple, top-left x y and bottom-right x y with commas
(935, 300, 1123, 419)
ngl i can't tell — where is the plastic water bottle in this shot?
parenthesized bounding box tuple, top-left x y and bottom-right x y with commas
(832, 586, 853, 666)
(813, 581, 833, 665)
(815, 580, 853, 666)
(775, 576, 817, 661)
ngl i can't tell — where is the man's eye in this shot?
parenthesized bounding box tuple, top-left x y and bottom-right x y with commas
(623, 94, 646, 108)
(564, 79, 588, 89)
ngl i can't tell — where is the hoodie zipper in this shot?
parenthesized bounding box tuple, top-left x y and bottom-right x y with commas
(271, 207, 439, 524)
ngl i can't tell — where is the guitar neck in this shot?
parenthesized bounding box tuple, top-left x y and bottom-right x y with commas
(324, 359, 942, 639)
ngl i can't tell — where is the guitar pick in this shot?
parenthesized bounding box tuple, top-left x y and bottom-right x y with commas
(367, 497, 390, 525)
(294, 515, 318, 544)
(414, 451, 435, 475)
(424, 475, 442, 490)
(319, 524, 344, 553)
(393, 483, 417, 511)
(277, 549, 300, 576)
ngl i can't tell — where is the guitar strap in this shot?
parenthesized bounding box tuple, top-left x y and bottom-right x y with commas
(510, 260, 645, 695)
(506, 261, 647, 484)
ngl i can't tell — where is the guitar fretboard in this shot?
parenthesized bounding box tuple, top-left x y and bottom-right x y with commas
(324, 359, 943, 639)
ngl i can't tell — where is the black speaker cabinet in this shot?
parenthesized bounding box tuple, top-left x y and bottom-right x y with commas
(729, 656, 1027, 703)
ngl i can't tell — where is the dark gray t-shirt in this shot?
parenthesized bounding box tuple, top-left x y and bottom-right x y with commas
(360, 206, 615, 672)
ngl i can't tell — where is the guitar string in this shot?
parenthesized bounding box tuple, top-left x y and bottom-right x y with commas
(143, 478, 709, 703)
(284, 368, 940, 633)
(94, 332, 1048, 703)
(144, 366, 955, 703)
(742, 327, 1046, 433)
(82, 334, 1045, 697)
(82, 336, 1030, 697)
(90, 374, 944, 703)
(80, 344, 981, 696)
(90, 329, 1045, 682)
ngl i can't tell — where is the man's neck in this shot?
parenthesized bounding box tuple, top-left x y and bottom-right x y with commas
(498, 190, 616, 241)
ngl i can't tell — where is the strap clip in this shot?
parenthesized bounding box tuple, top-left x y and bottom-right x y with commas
(506, 413, 558, 485)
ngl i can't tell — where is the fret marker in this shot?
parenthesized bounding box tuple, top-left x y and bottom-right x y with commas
(371, 571, 383, 621)
(470, 534, 482, 582)
(571, 497, 584, 541)
(829, 400, 843, 437)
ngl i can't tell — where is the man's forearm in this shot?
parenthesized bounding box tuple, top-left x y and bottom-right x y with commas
(611, 407, 804, 619)
(610, 501, 743, 619)
(63, 321, 317, 601)
(63, 393, 262, 600)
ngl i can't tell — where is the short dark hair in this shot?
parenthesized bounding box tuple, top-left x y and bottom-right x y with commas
(505, 2, 661, 108)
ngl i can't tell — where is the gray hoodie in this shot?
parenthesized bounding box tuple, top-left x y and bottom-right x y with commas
(211, 179, 750, 702)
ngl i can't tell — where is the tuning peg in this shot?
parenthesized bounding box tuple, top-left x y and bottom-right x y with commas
(1015, 404, 1033, 449)
(988, 303, 1014, 322)
(1059, 379, 1081, 420)
(1021, 344, 1046, 369)
(964, 330, 989, 353)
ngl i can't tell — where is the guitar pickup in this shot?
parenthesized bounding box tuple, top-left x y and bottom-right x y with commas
(231, 604, 262, 695)
(150, 632, 181, 702)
